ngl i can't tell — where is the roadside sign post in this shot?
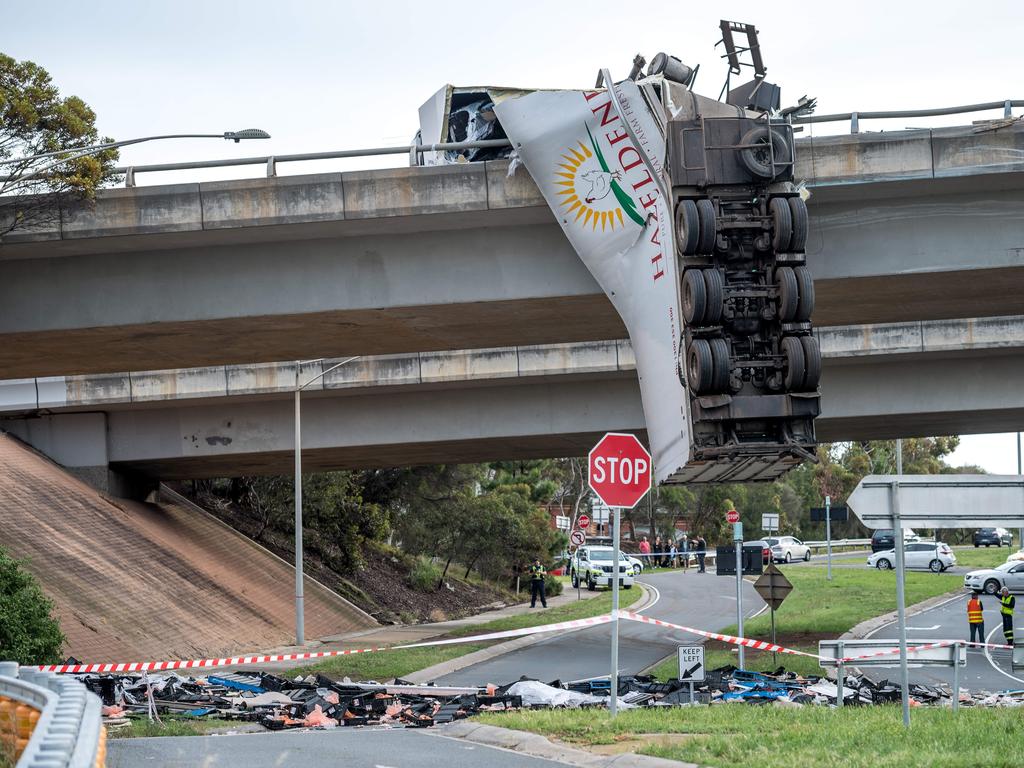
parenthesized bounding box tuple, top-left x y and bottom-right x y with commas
(825, 495, 833, 581)
(677, 645, 705, 703)
(729, 514, 744, 670)
(588, 433, 652, 718)
(752, 565, 793, 667)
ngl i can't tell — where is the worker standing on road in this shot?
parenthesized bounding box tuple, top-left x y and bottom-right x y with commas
(967, 591, 985, 644)
(1000, 587, 1015, 645)
(696, 535, 707, 573)
(528, 559, 547, 609)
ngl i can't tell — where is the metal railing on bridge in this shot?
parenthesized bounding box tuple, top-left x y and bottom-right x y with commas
(108, 100, 1022, 187)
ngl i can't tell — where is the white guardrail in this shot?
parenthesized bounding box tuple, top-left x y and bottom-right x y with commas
(0, 662, 104, 768)
(804, 539, 871, 551)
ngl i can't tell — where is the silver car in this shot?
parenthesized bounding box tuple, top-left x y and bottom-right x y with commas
(963, 561, 1024, 595)
(768, 536, 811, 563)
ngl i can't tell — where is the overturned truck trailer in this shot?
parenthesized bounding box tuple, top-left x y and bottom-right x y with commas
(416, 27, 818, 485)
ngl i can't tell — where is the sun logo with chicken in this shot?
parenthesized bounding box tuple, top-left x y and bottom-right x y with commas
(554, 125, 645, 231)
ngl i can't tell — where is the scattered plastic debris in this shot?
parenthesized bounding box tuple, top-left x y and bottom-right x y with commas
(79, 665, 1024, 732)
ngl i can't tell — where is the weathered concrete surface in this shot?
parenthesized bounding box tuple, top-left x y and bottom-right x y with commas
(1, 317, 1018, 413)
(2, 125, 1024, 379)
(4, 316, 1022, 479)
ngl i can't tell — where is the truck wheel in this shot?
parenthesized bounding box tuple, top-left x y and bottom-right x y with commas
(587, 577, 597, 591)
(676, 200, 700, 255)
(703, 268, 724, 325)
(775, 266, 798, 321)
(794, 266, 815, 322)
(770, 197, 792, 252)
(800, 336, 821, 390)
(696, 199, 717, 254)
(788, 197, 809, 252)
(710, 338, 730, 392)
(682, 270, 707, 325)
(782, 336, 805, 391)
(739, 126, 792, 180)
(687, 339, 715, 394)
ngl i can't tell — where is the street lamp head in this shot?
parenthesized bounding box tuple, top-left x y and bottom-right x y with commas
(224, 129, 271, 143)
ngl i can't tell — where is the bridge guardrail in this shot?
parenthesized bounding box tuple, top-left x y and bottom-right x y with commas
(0, 662, 104, 768)
(804, 538, 871, 551)
(95, 100, 1021, 187)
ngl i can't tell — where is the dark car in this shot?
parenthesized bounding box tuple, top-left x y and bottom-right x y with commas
(974, 528, 1012, 547)
(746, 539, 773, 564)
(871, 529, 920, 552)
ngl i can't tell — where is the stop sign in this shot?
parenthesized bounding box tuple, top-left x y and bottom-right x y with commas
(588, 433, 652, 509)
(726, 509, 740, 524)
(577, 514, 590, 529)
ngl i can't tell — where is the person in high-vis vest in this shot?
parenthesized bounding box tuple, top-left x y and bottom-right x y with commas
(528, 559, 547, 608)
(1000, 587, 1015, 645)
(967, 592, 985, 644)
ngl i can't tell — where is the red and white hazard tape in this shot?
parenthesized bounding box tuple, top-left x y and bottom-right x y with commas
(837, 638, 1014, 664)
(616, 610, 824, 659)
(36, 614, 614, 675)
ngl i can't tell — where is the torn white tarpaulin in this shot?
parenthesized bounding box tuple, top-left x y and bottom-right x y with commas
(494, 80, 689, 485)
(506, 680, 635, 710)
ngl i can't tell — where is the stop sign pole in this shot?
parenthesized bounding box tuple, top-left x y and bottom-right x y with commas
(588, 433, 652, 717)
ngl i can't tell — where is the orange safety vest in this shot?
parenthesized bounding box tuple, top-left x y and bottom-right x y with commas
(967, 597, 984, 624)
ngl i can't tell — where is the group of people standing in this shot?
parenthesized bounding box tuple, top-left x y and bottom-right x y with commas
(638, 534, 708, 572)
(967, 587, 1015, 646)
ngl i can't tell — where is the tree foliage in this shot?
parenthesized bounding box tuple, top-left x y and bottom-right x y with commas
(0, 546, 65, 664)
(0, 53, 118, 241)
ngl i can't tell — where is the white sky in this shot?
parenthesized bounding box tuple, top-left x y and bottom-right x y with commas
(5, 0, 1023, 472)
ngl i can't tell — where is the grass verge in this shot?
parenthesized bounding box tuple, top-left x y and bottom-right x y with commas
(108, 717, 240, 739)
(475, 706, 1024, 768)
(949, 547, 1012, 568)
(649, 565, 962, 679)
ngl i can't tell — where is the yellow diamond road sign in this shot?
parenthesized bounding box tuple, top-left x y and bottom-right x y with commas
(753, 564, 793, 611)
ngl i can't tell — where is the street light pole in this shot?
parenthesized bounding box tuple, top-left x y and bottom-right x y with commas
(1018, 433, 1023, 549)
(293, 356, 359, 646)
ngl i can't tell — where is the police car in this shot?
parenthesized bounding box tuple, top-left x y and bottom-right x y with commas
(569, 546, 636, 591)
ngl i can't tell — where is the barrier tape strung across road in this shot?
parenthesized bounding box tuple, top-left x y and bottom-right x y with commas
(836, 638, 1015, 664)
(616, 610, 824, 659)
(35, 614, 615, 674)
(35, 608, 1012, 675)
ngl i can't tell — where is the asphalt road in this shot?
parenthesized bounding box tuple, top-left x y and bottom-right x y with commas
(864, 591, 1023, 692)
(437, 568, 765, 686)
(108, 728, 571, 767)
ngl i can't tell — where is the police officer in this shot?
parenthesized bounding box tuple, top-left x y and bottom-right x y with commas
(1000, 586, 1015, 645)
(529, 558, 547, 608)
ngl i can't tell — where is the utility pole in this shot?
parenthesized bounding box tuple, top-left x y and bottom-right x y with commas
(893, 438, 911, 727)
(1018, 433, 1023, 549)
(825, 494, 833, 581)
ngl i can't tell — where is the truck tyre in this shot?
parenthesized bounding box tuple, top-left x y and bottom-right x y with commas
(788, 197, 809, 252)
(800, 336, 821, 390)
(782, 336, 805, 391)
(770, 197, 792, 252)
(775, 266, 799, 321)
(676, 200, 700, 255)
(740, 126, 792, 180)
(703, 268, 725, 325)
(687, 339, 715, 394)
(794, 266, 815, 322)
(696, 198, 717, 254)
(682, 270, 707, 325)
(710, 338, 730, 392)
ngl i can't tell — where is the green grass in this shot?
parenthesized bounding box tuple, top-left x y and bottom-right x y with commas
(108, 717, 240, 739)
(950, 546, 1013, 568)
(475, 706, 1024, 768)
(648, 566, 962, 680)
(296, 582, 644, 681)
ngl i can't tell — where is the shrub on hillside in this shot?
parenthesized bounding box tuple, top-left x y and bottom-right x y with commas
(0, 547, 65, 664)
(407, 556, 442, 592)
(543, 577, 564, 598)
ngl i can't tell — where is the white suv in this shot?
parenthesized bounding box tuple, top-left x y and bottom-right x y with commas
(768, 536, 812, 563)
(570, 546, 636, 590)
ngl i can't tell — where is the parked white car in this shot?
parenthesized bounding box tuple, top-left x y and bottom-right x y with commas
(570, 546, 635, 590)
(963, 561, 1024, 595)
(867, 542, 956, 572)
(625, 555, 644, 575)
(767, 536, 812, 563)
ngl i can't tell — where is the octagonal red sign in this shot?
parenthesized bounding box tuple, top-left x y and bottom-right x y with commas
(588, 432, 652, 509)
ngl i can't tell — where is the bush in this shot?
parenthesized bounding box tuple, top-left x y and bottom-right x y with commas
(0, 547, 65, 664)
(407, 556, 442, 592)
(543, 577, 564, 598)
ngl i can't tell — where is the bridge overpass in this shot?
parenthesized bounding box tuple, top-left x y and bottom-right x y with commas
(3, 315, 1021, 491)
(3, 124, 1024, 379)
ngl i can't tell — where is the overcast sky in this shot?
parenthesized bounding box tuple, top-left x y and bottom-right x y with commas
(5, 0, 1023, 472)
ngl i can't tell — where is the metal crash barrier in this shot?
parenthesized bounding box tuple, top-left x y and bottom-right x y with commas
(0, 662, 105, 768)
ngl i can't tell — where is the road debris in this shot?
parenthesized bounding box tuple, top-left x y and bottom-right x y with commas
(79, 663, 1024, 733)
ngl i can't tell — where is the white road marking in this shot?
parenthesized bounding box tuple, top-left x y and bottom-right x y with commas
(636, 581, 660, 614)
(906, 625, 940, 631)
(749, 604, 770, 620)
(984, 624, 1024, 686)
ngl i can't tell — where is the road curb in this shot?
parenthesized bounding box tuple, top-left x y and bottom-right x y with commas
(405, 584, 652, 684)
(440, 721, 699, 768)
